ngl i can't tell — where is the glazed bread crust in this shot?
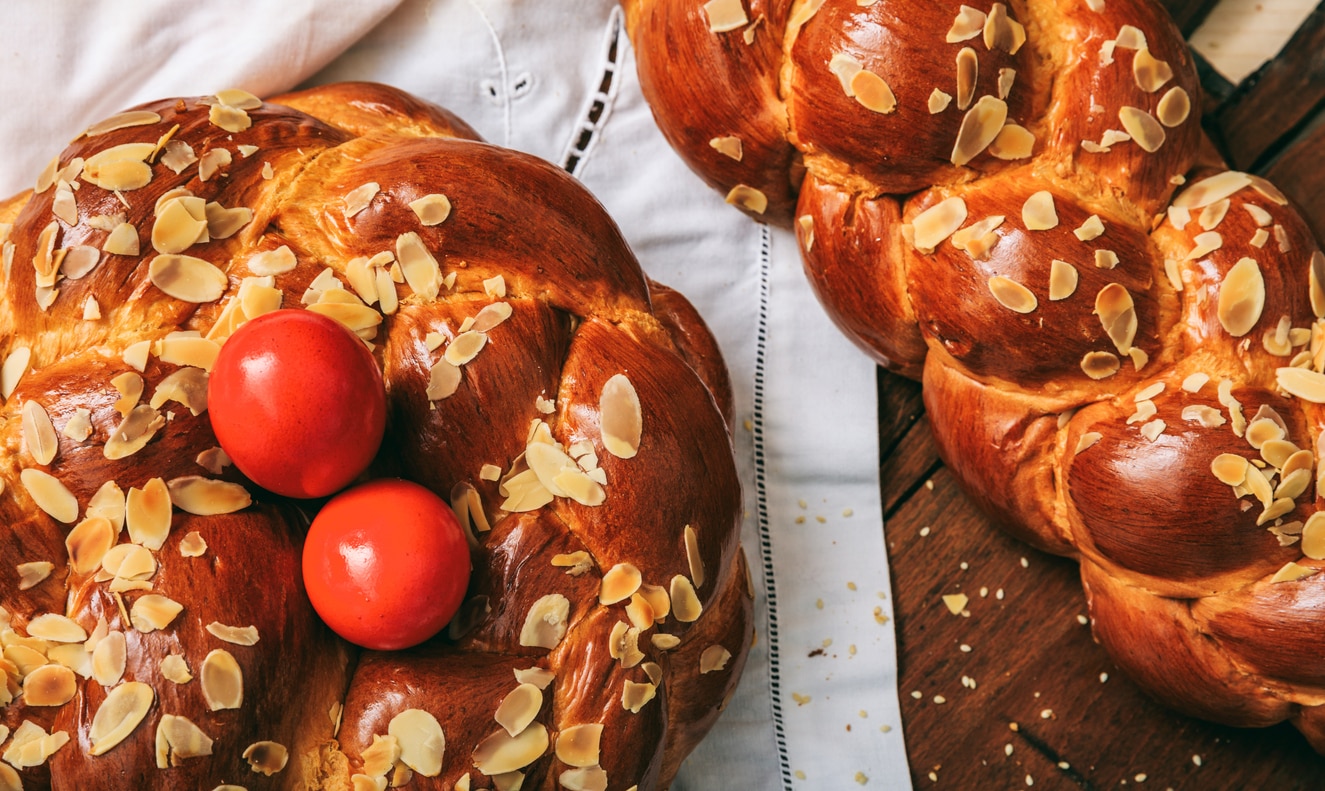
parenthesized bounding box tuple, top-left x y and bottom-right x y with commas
(625, 0, 1325, 751)
(0, 81, 750, 790)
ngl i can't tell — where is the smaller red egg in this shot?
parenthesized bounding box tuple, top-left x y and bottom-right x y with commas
(208, 309, 386, 499)
(302, 479, 471, 650)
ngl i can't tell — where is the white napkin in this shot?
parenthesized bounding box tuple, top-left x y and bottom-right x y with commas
(0, 2, 911, 787)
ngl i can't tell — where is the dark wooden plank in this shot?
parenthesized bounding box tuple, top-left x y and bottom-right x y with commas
(1262, 116, 1325, 240)
(877, 368, 924, 458)
(879, 413, 941, 517)
(1211, 1, 1325, 170)
(883, 437, 1322, 789)
(1159, 0, 1224, 37)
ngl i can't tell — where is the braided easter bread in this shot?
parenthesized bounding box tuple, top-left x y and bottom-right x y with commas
(623, 0, 1325, 751)
(0, 81, 750, 790)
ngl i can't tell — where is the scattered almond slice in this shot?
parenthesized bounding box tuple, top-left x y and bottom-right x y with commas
(206, 621, 260, 646)
(725, 185, 767, 214)
(167, 476, 251, 515)
(703, 0, 747, 32)
(89, 682, 154, 755)
(410, 194, 452, 226)
(951, 96, 1007, 166)
(1022, 191, 1057, 231)
(21, 468, 78, 523)
(1217, 257, 1265, 337)
(851, 69, 896, 114)
(709, 136, 743, 160)
(156, 715, 214, 767)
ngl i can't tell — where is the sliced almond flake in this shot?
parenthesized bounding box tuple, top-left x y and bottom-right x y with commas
(61, 244, 101, 282)
(160, 139, 198, 174)
(66, 516, 114, 575)
(788, 0, 826, 28)
(149, 254, 228, 303)
(397, 232, 442, 300)
(242, 741, 289, 776)
(443, 331, 488, 366)
(209, 104, 251, 134)
(988, 124, 1034, 160)
(1095, 250, 1119, 269)
(125, 477, 171, 549)
(550, 551, 594, 576)
(206, 621, 260, 646)
(1182, 405, 1226, 428)
(47, 642, 92, 679)
(26, 613, 85, 643)
(622, 680, 658, 713)
(85, 110, 162, 137)
(626, 593, 655, 630)
(21, 400, 59, 466)
(1, 346, 32, 399)
(997, 68, 1016, 99)
(1167, 205, 1193, 231)
(1199, 199, 1231, 231)
(499, 469, 554, 512)
(1118, 107, 1165, 153)
(600, 563, 643, 605)
(130, 594, 183, 633)
(1217, 257, 1265, 337)
(361, 734, 401, 779)
(559, 767, 608, 791)
(1185, 231, 1223, 261)
(21, 468, 78, 523)
(670, 574, 703, 622)
(197, 148, 232, 183)
(104, 402, 166, 458)
(35, 155, 60, 193)
(928, 89, 953, 114)
(709, 136, 743, 160)
(1274, 224, 1292, 253)
(597, 373, 645, 458)
(1154, 86, 1191, 128)
(159, 334, 222, 372)
(519, 594, 569, 649)
(110, 371, 145, 418)
(850, 69, 896, 114)
(1181, 370, 1213, 392)
(952, 96, 1008, 166)
(911, 197, 967, 253)
(471, 723, 549, 776)
(205, 202, 253, 239)
(156, 715, 214, 767)
(1134, 382, 1166, 402)
(1048, 260, 1079, 300)
(1271, 561, 1318, 583)
(1080, 351, 1120, 380)
(955, 46, 979, 110)
(345, 182, 382, 219)
(1250, 228, 1270, 248)
(555, 724, 603, 768)
(244, 244, 297, 276)
(1278, 366, 1325, 402)
(167, 476, 251, 516)
(553, 467, 606, 506)
(472, 301, 514, 333)
(1140, 419, 1166, 441)
(198, 648, 243, 710)
(1022, 191, 1057, 231)
(1132, 48, 1173, 93)
(408, 193, 452, 226)
(1095, 283, 1137, 353)
(483, 275, 507, 298)
(52, 182, 78, 225)
(1263, 315, 1293, 356)
(514, 667, 556, 690)
(160, 653, 193, 684)
(16, 561, 54, 591)
(700, 644, 733, 674)
(983, 3, 1025, 53)
(1174, 171, 1252, 209)
(725, 185, 767, 214)
(947, 5, 987, 42)
(495, 684, 543, 737)
(1312, 251, 1325, 318)
(988, 276, 1037, 313)
(536, 395, 557, 415)
(702, 0, 747, 32)
(1074, 432, 1103, 454)
(83, 296, 102, 321)
(829, 52, 863, 95)
(87, 681, 153, 755)
(152, 196, 207, 254)
(951, 215, 1005, 259)
(83, 142, 155, 191)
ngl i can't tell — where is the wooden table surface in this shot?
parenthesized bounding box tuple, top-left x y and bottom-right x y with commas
(880, 2, 1325, 787)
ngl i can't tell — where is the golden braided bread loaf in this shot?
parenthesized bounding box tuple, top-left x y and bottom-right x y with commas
(623, 0, 1325, 751)
(0, 81, 750, 789)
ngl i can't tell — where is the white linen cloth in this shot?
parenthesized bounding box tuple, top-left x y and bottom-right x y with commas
(0, 2, 910, 788)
